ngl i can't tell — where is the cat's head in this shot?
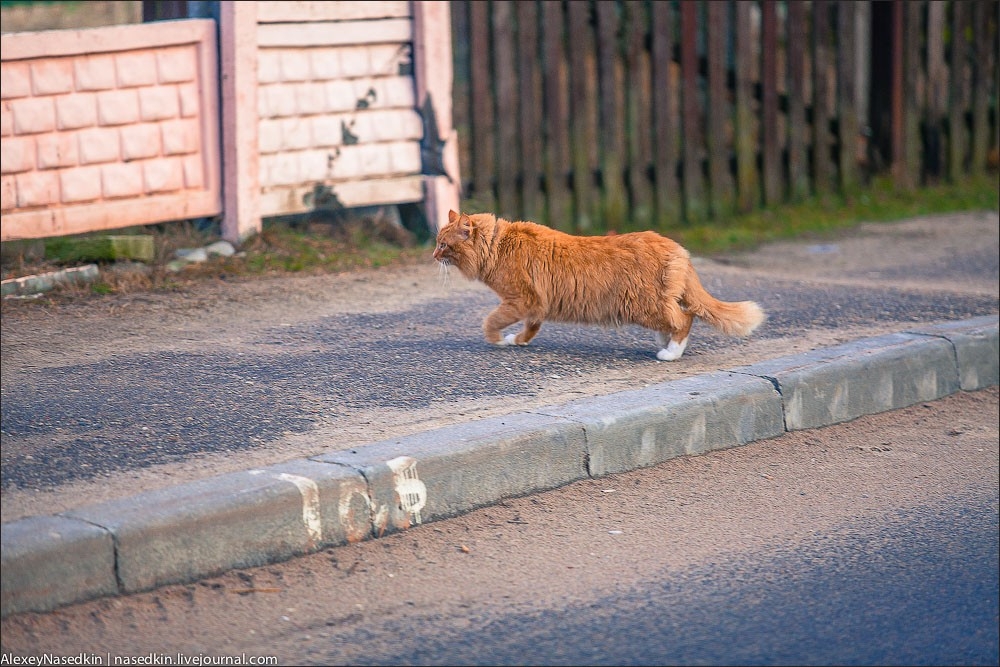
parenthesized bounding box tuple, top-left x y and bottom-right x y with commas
(433, 210, 481, 277)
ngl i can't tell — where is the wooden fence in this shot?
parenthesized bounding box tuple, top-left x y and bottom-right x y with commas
(451, 0, 1000, 233)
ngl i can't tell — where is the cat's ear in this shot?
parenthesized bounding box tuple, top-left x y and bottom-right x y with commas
(448, 209, 460, 225)
(458, 213, 473, 240)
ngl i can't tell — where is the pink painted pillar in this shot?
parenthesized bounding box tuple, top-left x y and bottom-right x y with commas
(218, 1, 260, 243)
(412, 0, 461, 233)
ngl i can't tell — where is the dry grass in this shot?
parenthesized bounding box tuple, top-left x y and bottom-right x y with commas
(0, 216, 429, 308)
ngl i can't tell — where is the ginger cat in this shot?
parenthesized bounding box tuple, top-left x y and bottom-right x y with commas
(433, 211, 765, 361)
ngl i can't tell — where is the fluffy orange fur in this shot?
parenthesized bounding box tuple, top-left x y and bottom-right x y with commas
(433, 211, 765, 360)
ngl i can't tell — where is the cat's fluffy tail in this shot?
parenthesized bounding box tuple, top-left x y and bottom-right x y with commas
(684, 271, 766, 337)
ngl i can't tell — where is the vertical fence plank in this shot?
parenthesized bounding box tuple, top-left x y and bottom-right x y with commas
(706, 0, 733, 216)
(836, 1, 859, 192)
(813, 0, 834, 193)
(904, 0, 922, 187)
(948, 0, 968, 181)
(651, 0, 681, 226)
(786, 0, 810, 200)
(451, 1, 472, 200)
(568, 0, 599, 230)
(596, 0, 628, 230)
(970, 0, 993, 175)
(925, 0, 947, 181)
(680, 1, 706, 222)
(541, 0, 572, 231)
(468, 0, 496, 211)
(625, 0, 654, 228)
(734, 1, 758, 212)
(517, 0, 542, 222)
(493, 1, 520, 219)
(761, 0, 781, 205)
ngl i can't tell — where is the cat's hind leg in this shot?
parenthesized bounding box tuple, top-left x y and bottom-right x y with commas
(508, 320, 542, 345)
(655, 310, 694, 361)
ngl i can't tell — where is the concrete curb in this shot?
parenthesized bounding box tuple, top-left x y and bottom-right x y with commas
(2, 315, 997, 618)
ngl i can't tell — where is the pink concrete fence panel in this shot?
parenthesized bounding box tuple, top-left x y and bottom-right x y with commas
(254, 1, 434, 220)
(1, 1, 460, 243)
(0, 19, 221, 242)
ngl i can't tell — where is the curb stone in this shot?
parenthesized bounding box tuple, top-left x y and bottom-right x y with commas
(1, 316, 997, 618)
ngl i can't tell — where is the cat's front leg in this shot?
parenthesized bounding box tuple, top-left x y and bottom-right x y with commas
(483, 302, 524, 345)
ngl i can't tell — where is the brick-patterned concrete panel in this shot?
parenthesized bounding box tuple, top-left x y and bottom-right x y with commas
(121, 123, 162, 160)
(102, 162, 143, 198)
(161, 119, 200, 156)
(78, 127, 120, 164)
(1, 19, 221, 240)
(155, 47, 196, 84)
(97, 89, 140, 125)
(1, 176, 16, 210)
(115, 51, 158, 87)
(10, 97, 55, 134)
(16, 170, 59, 207)
(0, 61, 31, 99)
(30, 58, 75, 95)
(1, 136, 34, 174)
(1, 105, 13, 136)
(74, 54, 117, 91)
(144, 158, 184, 193)
(59, 165, 102, 203)
(55, 93, 97, 130)
(139, 86, 180, 122)
(36, 133, 78, 170)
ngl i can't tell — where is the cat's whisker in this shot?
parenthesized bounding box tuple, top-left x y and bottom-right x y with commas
(437, 261, 451, 285)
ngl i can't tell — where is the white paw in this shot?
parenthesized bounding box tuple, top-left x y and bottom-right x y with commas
(656, 337, 688, 361)
(495, 333, 518, 346)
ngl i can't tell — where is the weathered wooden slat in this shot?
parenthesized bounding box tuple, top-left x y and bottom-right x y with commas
(568, 0, 599, 231)
(625, 0, 653, 228)
(651, 0, 681, 226)
(812, 0, 834, 193)
(256, 1, 411, 23)
(969, 0, 993, 175)
(493, 1, 520, 219)
(680, 1, 705, 222)
(837, 0, 859, 192)
(257, 19, 412, 48)
(517, 0, 543, 223)
(541, 0, 572, 231)
(596, 0, 628, 230)
(706, 0, 733, 216)
(786, 0, 810, 200)
(904, 0, 922, 187)
(760, 0, 781, 205)
(734, 1, 758, 212)
(925, 0, 947, 180)
(451, 1, 472, 198)
(948, 0, 968, 181)
(468, 0, 496, 211)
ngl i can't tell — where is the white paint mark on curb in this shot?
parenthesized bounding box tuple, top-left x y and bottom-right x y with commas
(386, 456, 427, 525)
(275, 473, 323, 544)
(250, 469, 322, 543)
